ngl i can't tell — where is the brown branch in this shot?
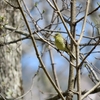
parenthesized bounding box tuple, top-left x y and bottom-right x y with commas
(78, 0, 90, 43)
(81, 81, 100, 99)
(4, 0, 19, 9)
(47, 86, 100, 100)
(16, 0, 65, 100)
(49, 46, 61, 89)
(0, 36, 30, 46)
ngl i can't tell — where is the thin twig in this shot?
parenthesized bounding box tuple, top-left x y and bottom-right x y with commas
(49, 46, 61, 89)
(81, 81, 100, 100)
(5, 25, 100, 40)
(4, 25, 28, 36)
(46, 0, 56, 10)
(76, 3, 100, 24)
(0, 36, 30, 46)
(15, 67, 40, 100)
(4, 0, 19, 9)
(78, 0, 90, 43)
(48, 6, 61, 89)
(78, 39, 100, 69)
(80, 54, 99, 82)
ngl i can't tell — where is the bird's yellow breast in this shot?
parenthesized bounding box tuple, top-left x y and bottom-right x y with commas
(55, 36, 65, 51)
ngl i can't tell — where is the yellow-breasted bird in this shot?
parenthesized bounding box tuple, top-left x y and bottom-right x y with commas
(54, 33, 76, 59)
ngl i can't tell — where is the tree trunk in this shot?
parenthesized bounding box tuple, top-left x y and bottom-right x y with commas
(0, 1, 23, 100)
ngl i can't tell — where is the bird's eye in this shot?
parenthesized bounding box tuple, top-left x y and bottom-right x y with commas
(55, 34, 58, 36)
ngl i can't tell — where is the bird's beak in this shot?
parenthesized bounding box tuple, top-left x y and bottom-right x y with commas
(50, 34, 55, 38)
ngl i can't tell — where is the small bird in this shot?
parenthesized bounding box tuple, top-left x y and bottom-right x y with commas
(54, 33, 76, 59)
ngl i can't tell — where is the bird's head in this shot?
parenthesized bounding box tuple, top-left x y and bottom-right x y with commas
(54, 33, 62, 38)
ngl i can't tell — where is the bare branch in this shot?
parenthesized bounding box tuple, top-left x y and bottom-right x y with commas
(16, 0, 65, 99)
(78, 0, 90, 43)
(81, 81, 100, 100)
(51, 0, 77, 45)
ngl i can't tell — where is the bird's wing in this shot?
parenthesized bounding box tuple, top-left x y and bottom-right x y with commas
(64, 39, 70, 51)
(65, 39, 76, 59)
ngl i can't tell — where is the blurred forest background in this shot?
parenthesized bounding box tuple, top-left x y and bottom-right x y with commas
(21, 0, 100, 100)
(0, 0, 100, 100)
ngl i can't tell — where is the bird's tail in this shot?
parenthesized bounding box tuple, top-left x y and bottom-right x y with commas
(65, 49, 76, 59)
(65, 41, 76, 59)
(69, 52, 76, 59)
